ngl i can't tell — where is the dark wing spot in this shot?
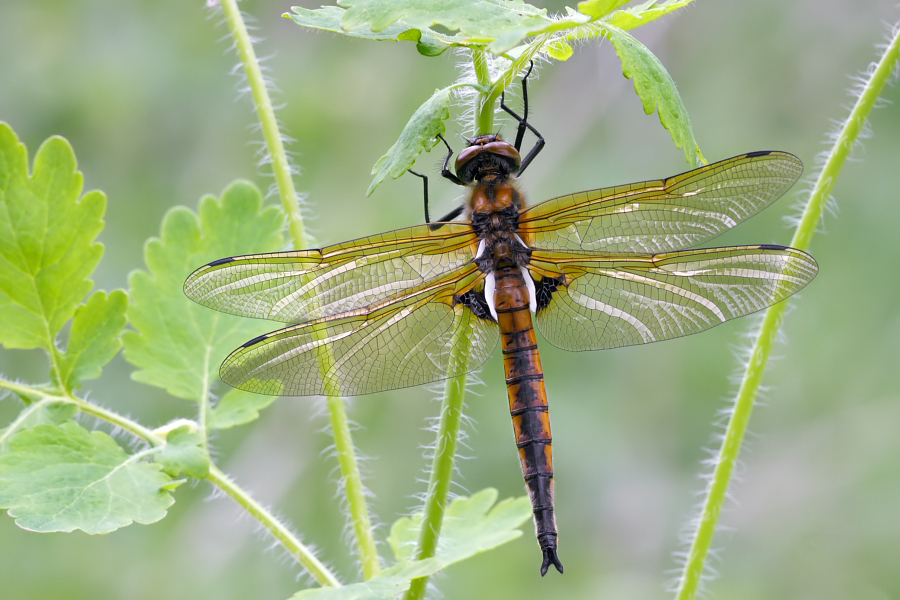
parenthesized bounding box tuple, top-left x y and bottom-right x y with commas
(756, 244, 789, 250)
(534, 275, 566, 313)
(744, 150, 773, 158)
(208, 256, 236, 267)
(454, 289, 494, 322)
(242, 333, 269, 348)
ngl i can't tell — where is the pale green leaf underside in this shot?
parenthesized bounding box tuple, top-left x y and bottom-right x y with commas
(388, 488, 531, 563)
(288, 6, 466, 56)
(291, 490, 530, 599)
(123, 181, 284, 401)
(58, 290, 128, 391)
(0, 122, 105, 352)
(0, 423, 174, 533)
(368, 87, 453, 196)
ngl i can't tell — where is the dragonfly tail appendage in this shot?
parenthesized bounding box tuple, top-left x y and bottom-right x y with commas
(495, 265, 564, 575)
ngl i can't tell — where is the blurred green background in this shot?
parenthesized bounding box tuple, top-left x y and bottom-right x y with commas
(2, 1, 899, 598)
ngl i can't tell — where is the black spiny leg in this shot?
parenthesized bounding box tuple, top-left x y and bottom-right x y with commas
(422, 134, 467, 231)
(407, 169, 431, 224)
(500, 61, 545, 177)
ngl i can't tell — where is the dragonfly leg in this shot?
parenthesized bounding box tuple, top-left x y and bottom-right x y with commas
(438, 134, 465, 186)
(501, 61, 545, 177)
(406, 169, 433, 225)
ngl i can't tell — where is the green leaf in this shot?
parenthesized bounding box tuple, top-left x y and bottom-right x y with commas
(577, 0, 633, 18)
(155, 425, 209, 478)
(0, 422, 174, 533)
(123, 181, 284, 401)
(367, 87, 453, 196)
(0, 123, 105, 352)
(287, 6, 467, 57)
(0, 399, 77, 453)
(545, 39, 574, 61)
(596, 23, 704, 166)
(604, 0, 696, 30)
(291, 559, 442, 600)
(210, 388, 277, 430)
(58, 290, 128, 391)
(388, 489, 531, 565)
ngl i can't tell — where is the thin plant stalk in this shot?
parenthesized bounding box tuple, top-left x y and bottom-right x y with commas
(675, 22, 900, 600)
(220, 0, 382, 580)
(403, 54, 499, 600)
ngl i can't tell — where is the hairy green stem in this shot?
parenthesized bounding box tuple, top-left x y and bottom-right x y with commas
(207, 464, 342, 587)
(220, 0, 306, 251)
(675, 22, 900, 600)
(327, 395, 382, 579)
(405, 54, 511, 599)
(220, 0, 378, 580)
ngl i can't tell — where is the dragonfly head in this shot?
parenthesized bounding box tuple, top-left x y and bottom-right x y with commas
(455, 134, 521, 183)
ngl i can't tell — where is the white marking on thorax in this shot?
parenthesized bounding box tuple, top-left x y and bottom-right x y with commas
(474, 238, 486, 260)
(484, 272, 498, 321)
(519, 266, 537, 313)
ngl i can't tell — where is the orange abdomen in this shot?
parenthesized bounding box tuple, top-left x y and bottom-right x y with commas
(492, 265, 561, 574)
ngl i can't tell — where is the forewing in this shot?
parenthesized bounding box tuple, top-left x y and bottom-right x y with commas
(519, 152, 803, 253)
(219, 283, 498, 396)
(184, 223, 477, 323)
(530, 245, 817, 351)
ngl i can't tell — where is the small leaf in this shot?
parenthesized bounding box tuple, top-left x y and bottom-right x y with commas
(0, 399, 77, 453)
(367, 87, 453, 196)
(597, 23, 704, 166)
(291, 559, 442, 600)
(58, 290, 128, 391)
(388, 489, 531, 565)
(0, 423, 174, 533)
(0, 123, 105, 352)
(123, 181, 284, 401)
(545, 39, 574, 61)
(577, 0, 633, 18)
(287, 6, 466, 57)
(155, 425, 209, 478)
(605, 0, 695, 30)
(210, 388, 277, 430)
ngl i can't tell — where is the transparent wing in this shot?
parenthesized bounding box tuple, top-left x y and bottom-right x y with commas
(519, 151, 803, 253)
(184, 222, 478, 323)
(219, 281, 499, 396)
(529, 245, 817, 351)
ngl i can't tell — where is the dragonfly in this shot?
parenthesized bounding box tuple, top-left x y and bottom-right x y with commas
(184, 67, 817, 576)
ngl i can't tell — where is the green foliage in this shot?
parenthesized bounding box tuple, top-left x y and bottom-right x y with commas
(58, 290, 128, 390)
(368, 87, 453, 196)
(288, 6, 467, 56)
(155, 425, 209, 478)
(0, 423, 174, 534)
(290, 490, 531, 600)
(388, 488, 531, 563)
(123, 181, 284, 402)
(209, 389, 278, 430)
(0, 123, 106, 353)
(0, 400, 78, 453)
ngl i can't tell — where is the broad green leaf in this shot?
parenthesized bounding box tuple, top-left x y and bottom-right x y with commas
(155, 425, 209, 478)
(0, 399, 77, 453)
(389, 489, 531, 564)
(545, 39, 574, 61)
(367, 87, 452, 196)
(595, 23, 704, 166)
(287, 6, 467, 56)
(123, 181, 284, 401)
(577, 0, 633, 18)
(0, 123, 105, 352)
(210, 388, 277, 430)
(605, 0, 696, 30)
(58, 290, 128, 391)
(291, 559, 442, 600)
(0, 422, 174, 533)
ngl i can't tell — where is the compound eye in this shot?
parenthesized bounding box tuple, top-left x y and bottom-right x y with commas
(483, 141, 521, 170)
(454, 146, 481, 182)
